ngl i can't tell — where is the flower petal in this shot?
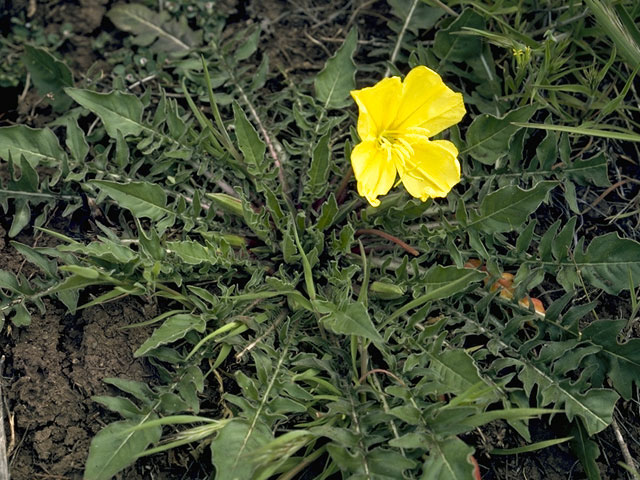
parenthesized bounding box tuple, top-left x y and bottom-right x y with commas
(351, 76, 402, 141)
(393, 66, 466, 136)
(396, 138, 460, 201)
(351, 140, 397, 207)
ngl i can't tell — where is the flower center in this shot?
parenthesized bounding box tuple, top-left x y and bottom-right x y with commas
(377, 130, 414, 165)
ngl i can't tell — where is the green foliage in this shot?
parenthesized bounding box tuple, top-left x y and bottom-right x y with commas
(1, 0, 639, 479)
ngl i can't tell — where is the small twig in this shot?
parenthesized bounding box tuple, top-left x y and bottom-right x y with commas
(0, 355, 9, 480)
(358, 368, 406, 387)
(355, 228, 419, 256)
(385, 0, 419, 77)
(580, 178, 631, 215)
(335, 165, 354, 204)
(235, 311, 286, 360)
(612, 416, 637, 474)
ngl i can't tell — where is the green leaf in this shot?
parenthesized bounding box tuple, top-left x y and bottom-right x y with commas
(570, 420, 602, 480)
(421, 436, 475, 480)
(584, 0, 640, 69)
(233, 102, 266, 176)
(166, 240, 213, 265)
(314, 300, 383, 343)
(64, 117, 89, 163)
(513, 122, 640, 143)
(10, 241, 57, 277)
(428, 349, 483, 395)
(316, 193, 338, 231)
(210, 419, 273, 480)
(135, 313, 206, 357)
(106, 3, 200, 53)
(11, 303, 31, 327)
(491, 436, 573, 455)
(582, 319, 640, 400)
(84, 416, 161, 480)
(234, 28, 260, 62)
(421, 265, 486, 295)
(468, 181, 556, 233)
(305, 132, 330, 198)
(91, 180, 173, 222)
(9, 201, 31, 237)
(565, 152, 609, 187)
(464, 105, 537, 165)
(65, 88, 144, 138)
(520, 364, 618, 435)
(0, 125, 67, 167)
(22, 45, 73, 112)
(387, 268, 486, 324)
(433, 9, 485, 63)
(573, 233, 640, 295)
(315, 27, 357, 109)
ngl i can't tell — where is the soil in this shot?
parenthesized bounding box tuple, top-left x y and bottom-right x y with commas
(1, 0, 639, 479)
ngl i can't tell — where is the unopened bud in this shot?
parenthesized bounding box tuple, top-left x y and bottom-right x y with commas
(207, 193, 244, 217)
(370, 281, 405, 300)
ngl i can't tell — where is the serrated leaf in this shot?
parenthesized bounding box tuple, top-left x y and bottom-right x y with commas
(23, 45, 73, 112)
(107, 3, 199, 53)
(565, 152, 609, 187)
(468, 182, 556, 233)
(84, 416, 161, 480)
(421, 436, 475, 480)
(428, 349, 483, 395)
(314, 300, 383, 343)
(66, 88, 145, 138)
(315, 27, 357, 108)
(464, 105, 537, 165)
(135, 313, 206, 357)
(91, 180, 172, 222)
(520, 363, 618, 435)
(11, 303, 31, 327)
(0, 125, 67, 167)
(582, 319, 640, 400)
(569, 233, 640, 295)
(211, 419, 273, 480)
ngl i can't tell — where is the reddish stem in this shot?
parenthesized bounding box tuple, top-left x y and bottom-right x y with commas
(355, 228, 419, 257)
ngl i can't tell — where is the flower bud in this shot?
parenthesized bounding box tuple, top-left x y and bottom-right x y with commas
(370, 281, 405, 300)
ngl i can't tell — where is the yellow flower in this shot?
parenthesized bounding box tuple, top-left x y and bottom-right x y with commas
(350, 66, 466, 206)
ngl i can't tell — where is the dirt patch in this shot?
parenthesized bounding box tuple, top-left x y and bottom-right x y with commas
(4, 288, 155, 479)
